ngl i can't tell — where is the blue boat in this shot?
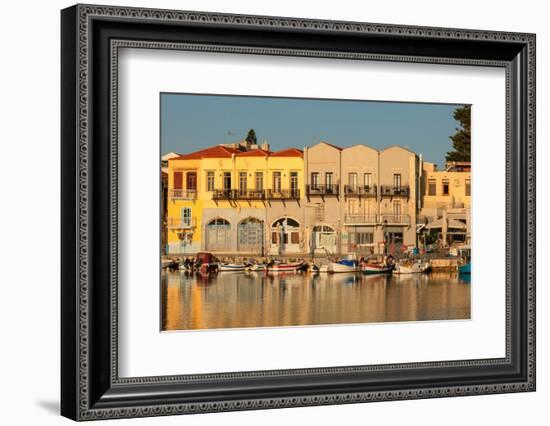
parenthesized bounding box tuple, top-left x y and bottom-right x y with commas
(458, 262, 471, 274)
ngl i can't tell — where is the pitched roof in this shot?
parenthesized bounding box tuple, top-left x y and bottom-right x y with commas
(270, 148, 303, 157)
(172, 145, 241, 160)
(380, 145, 417, 155)
(236, 149, 271, 157)
(319, 141, 343, 150)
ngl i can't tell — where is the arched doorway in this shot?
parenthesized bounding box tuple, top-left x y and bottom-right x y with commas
(312, 224, 337, 254)
(238, 217, 264, 253)
(270, 217, 301, 254)
(205, 218, 231, 252)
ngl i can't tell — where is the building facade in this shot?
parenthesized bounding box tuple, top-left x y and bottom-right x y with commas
(419, 162, 471, 246)
(166, 145, 304, 255)
(166, 142, 467, 256)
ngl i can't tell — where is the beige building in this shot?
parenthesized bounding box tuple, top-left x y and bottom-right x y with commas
(303, 142, 420, 256)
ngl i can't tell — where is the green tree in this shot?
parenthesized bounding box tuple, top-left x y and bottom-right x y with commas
(245, 129, 257, 145)
(445, 105, 471, 162)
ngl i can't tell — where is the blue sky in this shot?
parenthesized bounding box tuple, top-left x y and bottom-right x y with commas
(161, 93, 467, 168)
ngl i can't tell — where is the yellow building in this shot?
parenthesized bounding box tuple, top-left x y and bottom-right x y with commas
(166, 145, 304, 255)
(420, 162, 471, 246)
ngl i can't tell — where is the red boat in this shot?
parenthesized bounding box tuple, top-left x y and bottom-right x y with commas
(194, 252, 219, 274)
(266, 261, 304, 273)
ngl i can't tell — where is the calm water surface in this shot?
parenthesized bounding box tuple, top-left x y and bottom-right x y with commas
(162, 271, 471, 331)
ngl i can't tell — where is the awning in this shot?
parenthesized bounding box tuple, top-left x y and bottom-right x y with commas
(425, 218, 467, 230)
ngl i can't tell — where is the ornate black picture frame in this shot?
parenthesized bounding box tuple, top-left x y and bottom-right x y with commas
(61, 4, 536, 421)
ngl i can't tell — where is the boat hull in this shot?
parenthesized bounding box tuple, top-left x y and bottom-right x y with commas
(393, 262, 430, 274)
(320, 262, 358, 273)
(361, 265, 393, 275)
(458, 263, 471, 274)
(267, 262, 303, 272)
(219, 264, 247, 272)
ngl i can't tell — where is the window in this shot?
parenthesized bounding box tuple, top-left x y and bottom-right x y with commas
(223, 172, 231, 190)
(255, 172, 263, 191)
(186, 172, 197, 190)
(465, 179, 471, 196)
(428, 179, 436, 196)
(349, 232, 374, 245)
(239, 171, 247, 194)
(272, 171, 282, 192)
(173, 171, 183, 189)
(442, 179, 450, 195)
(311, 172, 319, 189)
(393, 173, 402, 189)
(348, 172, 358, 188)
(271, 232, 278, 244)
(290, 172, 299, 197)
(291, 232, 300, 244)
(393, 200, 401, 217)
(325, 172, 333, 187)
(364, 173, 372, 188)
(181, 207, 191, 226)
(348, 199, 358, 215)
(206, 171, 215, 191)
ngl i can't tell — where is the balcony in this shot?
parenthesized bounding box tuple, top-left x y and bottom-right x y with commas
(170, 189, 197, 200)
(212, 189, 300, 201)
(344, 214, 378, 225)
(379, 185, 410, 198)
(380, 214, 411, 225)
(167, 217, 196, 229)
(306, 184, 340, 196)
(212, 189, 235, 200)
(235, 189, 266, 200)
(266, 189, 300, 200)
(344, 184, 377, 197)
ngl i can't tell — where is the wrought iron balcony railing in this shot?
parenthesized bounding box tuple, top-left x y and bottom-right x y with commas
(212, 189, 300, 201)
(306, 184, 340, 196)
(170, 189, 197, 200)
(379, 185, 410, 197)
(166, 217, 196, 228)
(266, 189, 301, 200)
(344, 184, 377, 197)
(380, 214, 411, 225)
(234, 189, 266, 200)
(344, 214, 378, 224)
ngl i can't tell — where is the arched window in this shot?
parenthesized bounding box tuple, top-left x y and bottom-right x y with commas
(271, 217, 300, 228)
(205, 218, 231, 251)
(207, 218, 230, 226)
(313, 225, 335, 233)
(238, 217, 264, 252)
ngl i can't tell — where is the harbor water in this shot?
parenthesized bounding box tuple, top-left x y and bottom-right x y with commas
(162, 270, 471, 331)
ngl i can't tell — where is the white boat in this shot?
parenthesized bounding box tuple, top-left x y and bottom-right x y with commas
(218, 263, 248, 272)
(248, 263, 267, 272)
(393, 260, 430, 274)
(319, 260, 359, 273)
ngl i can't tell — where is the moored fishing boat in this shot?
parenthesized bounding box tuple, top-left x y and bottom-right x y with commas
(218, 263, 248, 272)
(161, 257, 179, 269)
(393, 259, 430, 274)
(194, 252, 219, 274)
(319, 259, 359, 273)
(359, 255, 394, 275)
(266, 261, 304, 272)
(248, 263, 267, 272)
(458, 262, 471, 274)
(360, 263, 394, 274)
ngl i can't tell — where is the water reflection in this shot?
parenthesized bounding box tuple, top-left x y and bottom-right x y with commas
(162, 270, 471, 331)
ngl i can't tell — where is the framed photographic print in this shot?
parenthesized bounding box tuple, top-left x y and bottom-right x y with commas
(61, 4, 536, 421)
